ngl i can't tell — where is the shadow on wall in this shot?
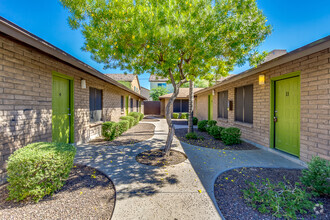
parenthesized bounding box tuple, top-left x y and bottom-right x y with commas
(75, 137, 182, 200)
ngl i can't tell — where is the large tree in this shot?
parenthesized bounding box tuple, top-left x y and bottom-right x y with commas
(61, 0, 271, 155)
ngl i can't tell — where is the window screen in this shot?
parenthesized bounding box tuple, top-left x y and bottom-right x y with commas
(235, 85, 253, 123)
(218, 91, 228, 119)
(181, 100, 189, 112)
(130, 98, 133, 112)
(89, 87, 102, 122)
(121, 96, 124, 112)
(136, 100, 139, 112)
(173, 100, 181, 112)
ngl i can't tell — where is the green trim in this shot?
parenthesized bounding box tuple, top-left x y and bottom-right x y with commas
(208, 94, 213, 120)
(270, 71, 300, 150)
(52, 71, 74, 80)
(52, 72, 74, 143)
(125, 96, 129, 115)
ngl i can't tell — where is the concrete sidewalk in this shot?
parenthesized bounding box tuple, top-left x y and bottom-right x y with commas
(75, 119, 221, 220)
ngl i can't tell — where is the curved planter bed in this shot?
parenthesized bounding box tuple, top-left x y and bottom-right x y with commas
(0, 164, 116, 220)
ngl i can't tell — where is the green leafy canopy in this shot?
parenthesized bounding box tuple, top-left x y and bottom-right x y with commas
(150, 86, 169, 101)
(60, 0, 271, 81)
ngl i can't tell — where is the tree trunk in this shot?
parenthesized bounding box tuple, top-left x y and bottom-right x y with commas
(188, 80, 194, 133)
(163, 69, 187, 156)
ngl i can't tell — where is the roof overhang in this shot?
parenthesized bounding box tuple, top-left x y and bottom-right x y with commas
(0, 16, 146, 100)
(195, 35, 330, 95)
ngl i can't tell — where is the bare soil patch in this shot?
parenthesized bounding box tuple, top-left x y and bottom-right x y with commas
(214, 167, 329, 220)
(0, 165, 115, 220)
(136, 149, 187, 167)
(90, 123, 155, 146)
(175, 128, 258, 150)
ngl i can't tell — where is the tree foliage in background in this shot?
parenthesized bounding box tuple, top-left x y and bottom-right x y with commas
(61, 0, 271, 155)
(182, 78, 209, 88)
(150, 87, 169, 101)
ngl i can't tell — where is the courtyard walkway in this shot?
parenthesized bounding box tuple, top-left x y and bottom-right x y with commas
(75, 118, 305, 219)
(75, 119, 220, 220)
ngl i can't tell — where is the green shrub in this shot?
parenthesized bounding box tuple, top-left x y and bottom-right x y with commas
(138, 113, 144, 121)
(128, 112, 140, 126)
(120, 116, 134, 128)
(209, 126, 225, 139)
(242, 179, 314, 219)
(300, 156, 330, 195)
(180, 113, 188, 119)
(172, 113, 179, 119)
(6, 142, 76, 202)
(197, 120, 208, 132)
(207, 120, 217, 127)
(102, 121, 117, 141)
(118, 120, 129, 135)
(192, 117, 198, 125)
(221, 127, 241, 145)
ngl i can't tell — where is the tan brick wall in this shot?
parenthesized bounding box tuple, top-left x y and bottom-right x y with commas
(131, 76, 141, 94)
(196, 48, 330, 163)
(0, 34, 144, 181)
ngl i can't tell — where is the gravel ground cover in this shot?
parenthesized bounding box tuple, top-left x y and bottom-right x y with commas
(90, 123, 155, 146)
(136, 149, 187, 167)
(0, 165, 115, 220)
(214, 167, 329, 220)
(175, 128, 258, 150)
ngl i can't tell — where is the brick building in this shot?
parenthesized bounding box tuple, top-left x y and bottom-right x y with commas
(195, 36, 330, 164)
(0, 17, 146, 182)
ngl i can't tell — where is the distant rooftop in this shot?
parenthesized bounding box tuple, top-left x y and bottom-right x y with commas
(159, 88, 204, 99)
(263, 49, 287, 63)
(149, 75, 168, 82)
(105, 73, 136, 82)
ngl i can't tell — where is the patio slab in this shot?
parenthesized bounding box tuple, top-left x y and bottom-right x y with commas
(75, 119, 221, 220)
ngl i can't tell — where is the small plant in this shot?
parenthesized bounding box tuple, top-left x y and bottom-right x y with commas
(221, 127, 241, 145)
(300, 156, 330, 195)
(242, 179, 315, 219)
(180, 112, 188, 119)
(118, 120, 129, 135)
(197, 120, 208, 132)
(120, 116, 135, 128)
(172, 113, 179, 119)
(185, 132, 204, 140)
(209, 126, 225, 139)
(6, 142, 76, 202)
(186, 132, 198, 139)
(192, 117, 198, 125)
(128, 112, 140, 126)
(206, 120, 217, 132)
(102, 121, 117, 141)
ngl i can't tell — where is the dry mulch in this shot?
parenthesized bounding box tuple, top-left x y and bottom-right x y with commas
(90, 123, 155, 146)
(214, 167, 329, 220)
(0, 165, 115, 220)
(136, 149, 187, 167)
(175, 128, 258, 150)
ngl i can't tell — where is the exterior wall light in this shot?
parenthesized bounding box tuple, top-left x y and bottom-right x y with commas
(81, 79, 87, 89)
(259, 74, 265, 85)
(212, 89, 215, 96)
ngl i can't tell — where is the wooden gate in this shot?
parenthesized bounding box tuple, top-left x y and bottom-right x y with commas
(144, 101, 161, 115)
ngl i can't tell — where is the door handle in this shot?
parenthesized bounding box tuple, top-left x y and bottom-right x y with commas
(273, 116, 277, 122)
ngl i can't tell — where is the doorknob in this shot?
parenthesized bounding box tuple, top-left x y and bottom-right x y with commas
(273, 116, 277, 122)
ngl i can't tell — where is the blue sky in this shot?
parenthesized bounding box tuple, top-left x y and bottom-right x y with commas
(0, 0, 329, 89)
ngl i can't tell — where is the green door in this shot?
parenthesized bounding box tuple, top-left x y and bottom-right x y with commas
(52, 76, 71, 143)
(274, 76, 300, 156)
(208, 94, 213, 120)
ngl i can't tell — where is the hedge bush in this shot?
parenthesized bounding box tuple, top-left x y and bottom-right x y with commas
(6, 142, 76, 202)
(102, 121, 117, 141)
(300, 156, 330, 195)
(180, 113, 188, 119)
(197, 120, 208, 132)
(138, 113, 144, 121)
(172, 113, 179, 119)
(221, 127, 241, 145)
(118, 120, 129, 135)
(192, 117, 198, 125)
(186, 132, 198, 140)
(120, 116, 135, 128)
(209, 126, 225, 139)
(128, 112, 140, 126)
